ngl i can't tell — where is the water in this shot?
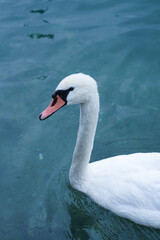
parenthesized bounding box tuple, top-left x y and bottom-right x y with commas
(0, 0, 160, 239)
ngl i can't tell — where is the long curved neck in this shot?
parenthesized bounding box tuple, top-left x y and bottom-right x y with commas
(69, 92, 99, 189)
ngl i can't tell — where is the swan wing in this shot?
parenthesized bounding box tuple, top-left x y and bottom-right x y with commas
(86, 153, 160, 227)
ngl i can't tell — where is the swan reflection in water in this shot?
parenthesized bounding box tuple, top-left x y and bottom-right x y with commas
(28, 179, 160, 240)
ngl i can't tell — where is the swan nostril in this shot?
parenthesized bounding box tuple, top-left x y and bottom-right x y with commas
(39, 114, 42, 120)
(51, 96, 57, 107)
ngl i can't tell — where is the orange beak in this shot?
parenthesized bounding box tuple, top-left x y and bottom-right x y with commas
(39, 95, 66, 120)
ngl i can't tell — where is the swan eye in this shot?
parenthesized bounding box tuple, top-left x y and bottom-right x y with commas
(69, 87, 74, 91)
(51, 87, 74, 102)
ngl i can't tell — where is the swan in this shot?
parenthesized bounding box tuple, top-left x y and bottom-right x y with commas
(39, 73, 160, 228)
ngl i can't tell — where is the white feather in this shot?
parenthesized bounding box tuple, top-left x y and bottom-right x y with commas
(54, 73, 160, 228)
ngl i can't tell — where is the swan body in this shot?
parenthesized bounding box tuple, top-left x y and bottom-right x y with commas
(40, 73, 160, 228)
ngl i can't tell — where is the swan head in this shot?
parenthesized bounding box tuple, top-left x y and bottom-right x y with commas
(39, 73, 98, 120)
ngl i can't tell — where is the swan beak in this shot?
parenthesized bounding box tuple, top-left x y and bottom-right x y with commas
(39, 95, 66, 120)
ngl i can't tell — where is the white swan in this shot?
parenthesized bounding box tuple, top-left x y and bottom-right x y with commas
(39, 73, 160, 228)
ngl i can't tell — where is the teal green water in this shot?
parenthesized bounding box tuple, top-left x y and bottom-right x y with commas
(1, 0, 160, 239)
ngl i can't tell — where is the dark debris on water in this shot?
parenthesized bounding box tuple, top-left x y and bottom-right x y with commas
(28, 33, 54, 40)
(30, 9, 47, 14)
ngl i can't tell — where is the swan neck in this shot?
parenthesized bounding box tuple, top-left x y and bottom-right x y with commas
(69, 94, 99, 189)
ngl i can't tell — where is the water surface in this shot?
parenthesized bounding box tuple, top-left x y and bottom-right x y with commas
(0, 0, 160, 239)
